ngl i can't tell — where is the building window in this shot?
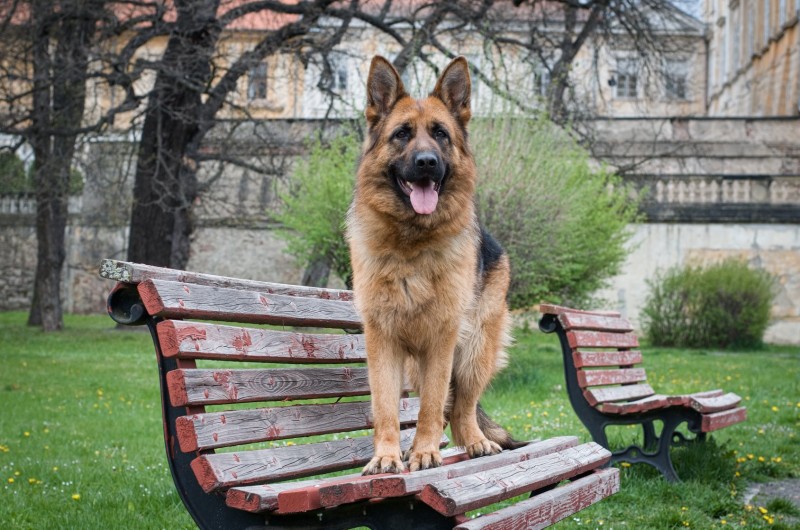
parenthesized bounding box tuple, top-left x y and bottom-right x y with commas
(614, 57, 638, 98)
(664, 60, 689, 100)
(533, 66, 551, 97)
(322, 53, 349, 93)
(247, 62, 267, 101)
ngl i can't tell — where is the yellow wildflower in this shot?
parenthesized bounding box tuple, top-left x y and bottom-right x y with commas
(71, 493, 81, 501)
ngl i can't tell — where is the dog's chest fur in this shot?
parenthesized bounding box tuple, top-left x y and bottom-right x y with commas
(351, 224, 478, 340)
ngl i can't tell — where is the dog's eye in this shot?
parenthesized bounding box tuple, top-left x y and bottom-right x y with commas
(393, 129, 409, 140)
(434, 128, 449, 140)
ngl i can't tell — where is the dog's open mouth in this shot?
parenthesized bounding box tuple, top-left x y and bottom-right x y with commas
(398, 178, 441, 215)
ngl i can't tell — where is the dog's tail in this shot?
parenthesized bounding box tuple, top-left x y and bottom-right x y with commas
(476, 402, 527, 450)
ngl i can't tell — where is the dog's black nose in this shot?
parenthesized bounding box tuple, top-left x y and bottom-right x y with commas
(415, 151, 439, 169)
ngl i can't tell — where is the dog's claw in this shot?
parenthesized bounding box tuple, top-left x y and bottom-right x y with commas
(465, 439, 502, 458)
(362, 454, 405, 475)
(406, 449, 442, 472)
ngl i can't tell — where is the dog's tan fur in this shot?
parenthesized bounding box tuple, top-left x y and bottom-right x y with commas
(347, 56, 516, 474)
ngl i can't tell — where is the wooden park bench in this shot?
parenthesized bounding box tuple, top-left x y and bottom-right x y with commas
(539, 304, 747, 482)
(100, 259, 619, 530)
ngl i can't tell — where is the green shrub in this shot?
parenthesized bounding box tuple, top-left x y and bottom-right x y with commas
(277, 117, 638, 301)
(275, 131, 359, 284)
(471, 116, 639, 309)
(0, 151, 27, 192)
(642, 259, 776, 348)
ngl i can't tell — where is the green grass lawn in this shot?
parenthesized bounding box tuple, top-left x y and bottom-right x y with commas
(1, 311, 797, 529)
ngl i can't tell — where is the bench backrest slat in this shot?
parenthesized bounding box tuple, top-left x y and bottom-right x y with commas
(566, 330, 639, 349)
(166, 367, 379, 407)
(101, 259, 352, 301)
(139, 279, 361, 328)
(157, 321, 366, 363)
(572, 349, 643, 368)
(558, 312, 633, 332)
(176, 398, 422, 452)
(576, 368, 647, 388)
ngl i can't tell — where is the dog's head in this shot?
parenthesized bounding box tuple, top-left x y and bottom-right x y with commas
(356, 56, 476, 225)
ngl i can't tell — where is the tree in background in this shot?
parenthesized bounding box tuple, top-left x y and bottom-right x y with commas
(0, 0, 107, 330)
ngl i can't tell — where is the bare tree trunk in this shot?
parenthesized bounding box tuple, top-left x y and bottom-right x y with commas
(27, 0, 94, 331)
(127, 0, 220, 269)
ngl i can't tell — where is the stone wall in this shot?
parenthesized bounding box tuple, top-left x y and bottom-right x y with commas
(595, 223, 800, 345)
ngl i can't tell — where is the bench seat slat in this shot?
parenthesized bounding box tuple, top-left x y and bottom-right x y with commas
(191, 428, 447, 492)
(566, 330, 639, 349)
(577, 368, 647, 388)
(226, 472, 361, 513)
(453, 468, 620, 530)
(138, 279, 361, 328)
(666, 389, 725, 406)
(690, 393, 742, 413)
(558, 312, 634, 332)
(573, 349, 643, 368)
(157, 320, 366, 363)
(177, 398, 421, 452)
(100, 259, 353, 301)
(167, 367, 379, 406)
(583, 384, 655, 406)
(599, 395, 670, 414)
(701, 407, 747, 432)
(418, 442, 611, 517)
(319, 436, 581, 509)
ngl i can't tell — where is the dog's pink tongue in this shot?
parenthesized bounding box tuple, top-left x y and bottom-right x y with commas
(409, 180, 439, 215)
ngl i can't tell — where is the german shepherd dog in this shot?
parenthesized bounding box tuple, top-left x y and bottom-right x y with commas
(347, 56, 520, 475)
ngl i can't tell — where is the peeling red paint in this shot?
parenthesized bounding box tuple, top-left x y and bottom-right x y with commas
(220, 414, 226, 424)
(301, 336, 316, 357)
(227, 384, 238, 401)
(212, 432, 218, 442)
(183, 285, 190, 294)
(178, 298, 185, 308)
(259, 295, 269, 306)
(203, 389, 210, 399)
(233, 454, 240, 463)
(232, 330, 253, 353)
(266, 425, 282, 438)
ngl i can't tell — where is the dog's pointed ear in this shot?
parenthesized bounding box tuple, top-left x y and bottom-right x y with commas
(432, 57, 471, 126)
(366, 56, 407, 128)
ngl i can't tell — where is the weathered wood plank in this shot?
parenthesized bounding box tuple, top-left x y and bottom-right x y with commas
(191, 429, 447, 492)
(453, 468, 620, 530)
(690, 392, 742, 413)
(572, 349, 643, 368)
(701, 407, 747, 432)
(319, 436, 581, 509)
(418, 442, 611, 517)
(166, 367, 375, 407)
(539, 304, 620, 318)
(566, 330, 639, 349)
(100, 259, 354, 301)
(599, 394, 670, 414)
(558, 312, 634, 333)
(156, 320, 366, 363)
(176, 398, 421, 452)
(138, 279, 361, 329)
(666, 389, 724, 406)
(226, 473, 361, 513)
(583, 384, 655, 406)
(273, 447, 467, 514)
(577, 368, 647, 388)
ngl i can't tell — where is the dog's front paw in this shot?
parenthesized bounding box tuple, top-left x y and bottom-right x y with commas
(405, 449, 443, 472)
(362, 454, 405, 475)
(465, 438, 502, 458)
